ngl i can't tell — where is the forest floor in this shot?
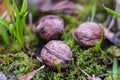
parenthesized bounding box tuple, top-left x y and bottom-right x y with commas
(0, 0, 120, 80)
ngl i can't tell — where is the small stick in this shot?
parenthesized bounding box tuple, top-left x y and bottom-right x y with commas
(28, 13, 33, 26)
(106, 14, 113, 28)
(77, 66, 93, 79)
(107, 16, 115, 31)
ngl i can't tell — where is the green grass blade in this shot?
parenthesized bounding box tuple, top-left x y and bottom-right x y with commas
(0, 18, 9, 28)
(113, 58, 118, 80)
(4, 0, 10, 14)
(15, 17, 24, 47)
(1, 27, 9, 44)
(56, 61, 61, 73)
(90, 3, 96, 22)
(20, 0, 28, 15)
(12, 0, 19, 14)
(103, 5, 120, 18)
(118, 69, 120, 80)
(24, 12, 28, 17)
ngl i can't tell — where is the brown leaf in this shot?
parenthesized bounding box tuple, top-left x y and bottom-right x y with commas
(17, 65, 45, 80)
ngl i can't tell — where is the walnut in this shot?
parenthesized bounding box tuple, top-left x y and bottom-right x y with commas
(40, 40, 72, 69)
(36, 15, 64, 42)
(72, 22, 103, 47)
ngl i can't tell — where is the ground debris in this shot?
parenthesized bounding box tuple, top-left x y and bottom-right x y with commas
(17, 65, 45, 80)
(77, 66, 101, 80)
(28, 0, 78, 15)
(0, 71, 7, 80)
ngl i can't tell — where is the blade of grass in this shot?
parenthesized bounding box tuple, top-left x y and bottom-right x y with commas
(90, 3, 96, 22)
(118, 69, 120, 80)
(20, 0, 28, 15)
(16, 17, 24, 47)
(56, 61, 61, 73)
(4, 0, 10, 14)
(103, 5, 120, 18)
(12, 0, 19, 15)
(1, 27, 9, 44)
(94, 25, 104, 52)
(113, 58, 118, 80)
(0, 18, 9, 28)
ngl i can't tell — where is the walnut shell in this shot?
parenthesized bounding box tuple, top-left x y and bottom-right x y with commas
(41, 40, 72, 69)
(36, 15, 64, 42)
(72, 22, 103, 47)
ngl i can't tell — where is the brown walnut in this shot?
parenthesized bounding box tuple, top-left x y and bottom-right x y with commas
(72, 22, 103, 47)
(36, 15, 64, 42)
(40, 40, 72, 69)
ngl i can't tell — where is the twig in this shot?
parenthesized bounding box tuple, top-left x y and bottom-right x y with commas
(77, 66, 93, 79)
(36, 56, 43, 62)
(106, 14, 113, 28)
(107, 16, 115, 31)
(28, 13, 33, 26)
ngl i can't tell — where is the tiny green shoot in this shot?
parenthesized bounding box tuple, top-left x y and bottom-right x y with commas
(1, 27, 9, 44)
(56, 61, 61, 73)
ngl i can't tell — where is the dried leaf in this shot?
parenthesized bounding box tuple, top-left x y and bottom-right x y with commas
(17, 65, 45, 80)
